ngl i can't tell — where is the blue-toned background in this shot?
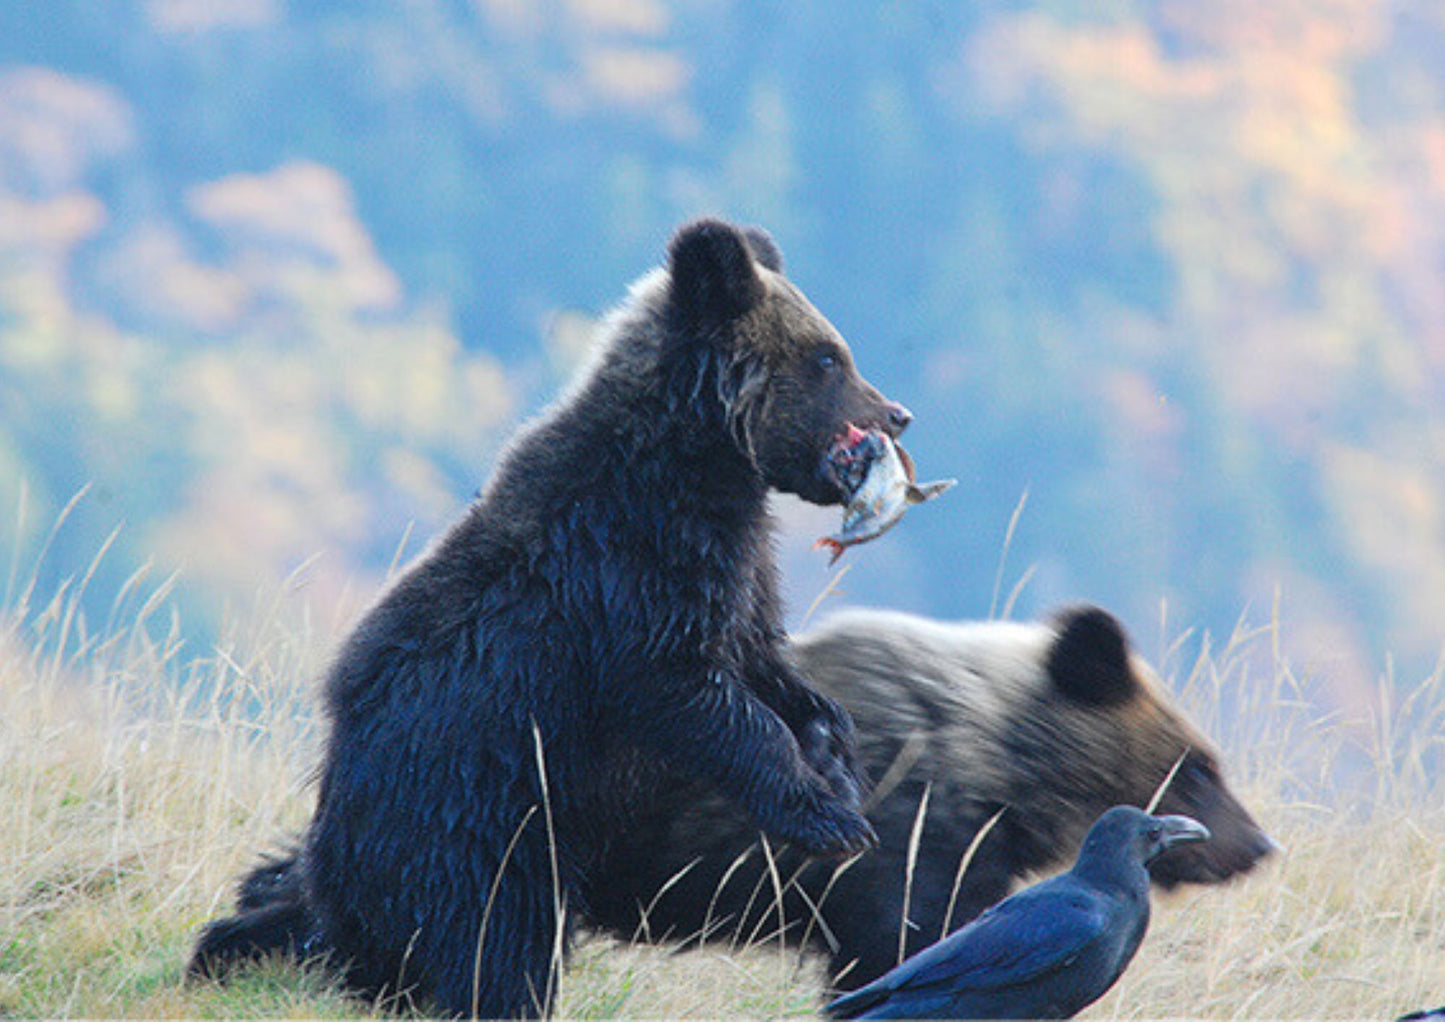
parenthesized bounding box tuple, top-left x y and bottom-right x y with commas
(4, 1, 1442, 712)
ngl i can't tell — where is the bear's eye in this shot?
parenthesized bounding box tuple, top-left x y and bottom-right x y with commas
(1184, 758, 1217, 785)
(816, 349, 839, 372)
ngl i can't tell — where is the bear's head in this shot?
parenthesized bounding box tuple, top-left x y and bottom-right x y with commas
(1038, 605, 1277, 888)
(665, 218, 911, 506)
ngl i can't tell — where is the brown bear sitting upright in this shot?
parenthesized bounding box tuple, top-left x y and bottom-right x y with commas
(188, 220, 915, 1017)
(586, 604, 1276, 992)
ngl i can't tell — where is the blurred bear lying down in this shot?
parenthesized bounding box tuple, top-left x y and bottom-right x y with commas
(587, 604, 1276, 993)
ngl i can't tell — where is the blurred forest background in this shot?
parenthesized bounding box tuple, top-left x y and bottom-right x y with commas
(2, 0, 1443, 714)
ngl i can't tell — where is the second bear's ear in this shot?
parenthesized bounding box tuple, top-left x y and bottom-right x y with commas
(668, 219, 767, 330)
(1046, 605, 1138, 706)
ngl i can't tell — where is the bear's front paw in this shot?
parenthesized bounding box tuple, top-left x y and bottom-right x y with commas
(779, 789, 878, 859)
(798, 716, 865, 809)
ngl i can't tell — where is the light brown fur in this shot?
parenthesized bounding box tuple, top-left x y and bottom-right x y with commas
(586, 605, 1274, 993)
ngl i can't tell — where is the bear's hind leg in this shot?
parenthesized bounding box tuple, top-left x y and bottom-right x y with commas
(423, 861, 569, 1020)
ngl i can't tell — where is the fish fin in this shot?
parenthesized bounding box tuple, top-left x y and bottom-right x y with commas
(814, 536, 848, 565)
(906, 478, 957, 505)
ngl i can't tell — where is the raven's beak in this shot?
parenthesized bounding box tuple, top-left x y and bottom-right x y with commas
(1148, 815, 1211, 861)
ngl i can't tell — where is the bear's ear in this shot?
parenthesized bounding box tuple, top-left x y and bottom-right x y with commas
(667, 219, 767, 330)
(1046, 605, 1138, 707)
(740, 225, 784, 273)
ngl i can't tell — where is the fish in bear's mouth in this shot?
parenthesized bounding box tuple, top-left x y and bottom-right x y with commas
(816, 425, 955, 564)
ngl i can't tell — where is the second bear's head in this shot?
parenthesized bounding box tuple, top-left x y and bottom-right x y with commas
(661, 218, 912, 506)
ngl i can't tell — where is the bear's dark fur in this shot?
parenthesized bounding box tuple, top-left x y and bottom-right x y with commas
(189, 219, 911, 1017)
(585, 605, 1276, 993)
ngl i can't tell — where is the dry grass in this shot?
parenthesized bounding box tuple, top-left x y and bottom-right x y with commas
(1, 537, 1442, 1017)
(1090, 610, 1445, 1020)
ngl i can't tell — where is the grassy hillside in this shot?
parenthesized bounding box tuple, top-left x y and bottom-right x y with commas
(1, 560, 1442, 1018)
(6, 1, 1445, 697)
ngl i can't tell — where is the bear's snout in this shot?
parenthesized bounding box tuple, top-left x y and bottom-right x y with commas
(884, 401, 913, 437)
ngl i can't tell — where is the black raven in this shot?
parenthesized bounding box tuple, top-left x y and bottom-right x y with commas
(825, 806, 1211, 1020)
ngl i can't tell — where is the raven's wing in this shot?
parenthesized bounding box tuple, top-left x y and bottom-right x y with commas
(826, 881, 1110, 1017)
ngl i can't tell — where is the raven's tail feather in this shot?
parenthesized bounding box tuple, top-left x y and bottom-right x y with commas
(824, 983, 887, 1020)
